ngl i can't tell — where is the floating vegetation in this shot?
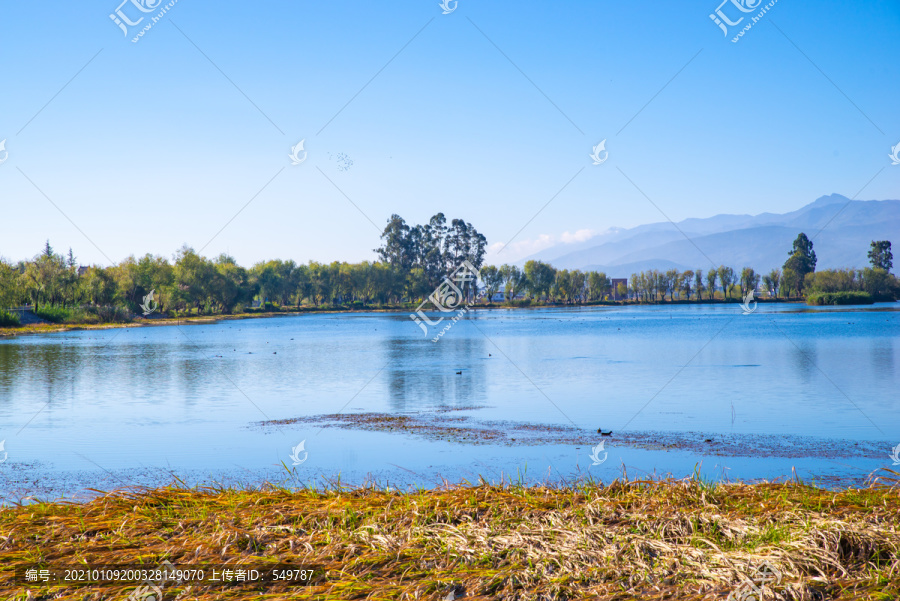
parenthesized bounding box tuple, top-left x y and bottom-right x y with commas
(260, 411, 889, 460)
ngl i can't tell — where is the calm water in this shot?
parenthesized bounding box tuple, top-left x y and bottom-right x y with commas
(1, 302, 898, 499)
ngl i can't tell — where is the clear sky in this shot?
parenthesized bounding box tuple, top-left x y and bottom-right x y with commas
(1, 0, 898, 267)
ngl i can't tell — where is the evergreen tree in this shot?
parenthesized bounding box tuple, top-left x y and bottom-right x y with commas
(783, 233, 817, 293)
(867, 240, 892, 272)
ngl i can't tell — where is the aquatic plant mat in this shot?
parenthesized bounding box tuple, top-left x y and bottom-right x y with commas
(260, 410, 888, 460)
(2, 475, 899, 599)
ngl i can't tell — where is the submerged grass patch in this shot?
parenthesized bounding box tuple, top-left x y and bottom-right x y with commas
(259, 411, 889, 462)
(2, 473, 899, 599)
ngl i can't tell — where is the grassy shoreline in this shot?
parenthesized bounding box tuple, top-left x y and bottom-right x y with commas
(3, 475, 899, 599)
(0, 297, 810, 338)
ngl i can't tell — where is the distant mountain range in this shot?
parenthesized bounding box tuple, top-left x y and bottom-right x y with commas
(523, 194, 900, 277)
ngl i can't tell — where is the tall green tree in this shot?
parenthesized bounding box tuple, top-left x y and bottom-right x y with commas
(213, 255, 253, 313)
(664, 269, 679, 301)
(681, 270, 694, 299)
(25, 244, 67, 306)
(172, 246, 218, 313)
(523, 260, 556, 300)
(375, 213, 487, 301)
(740, 267, 760, 297)
(499, 264, 524, 302)
(0, 260, 23, 308)
(554, 269, 575, 303)
(860, 267, 899, 298)
(763, 268, 781, 298)
(81, 267, 117, 306)
(587, 271, 610, 301)
(717, 266, 735, 299)
(867, 240, 892, 272)
(630, 273, 641, 301)
(783, 233, 817, 293)
(781, 268, 800, 297)
(479, 265, 502, 304)
(375, 215, 413, 271)
(570, 270, 586, 303)
(706, 268, 718, 300)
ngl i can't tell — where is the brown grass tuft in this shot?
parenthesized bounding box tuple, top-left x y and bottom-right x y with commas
(2, 473, 899, 599)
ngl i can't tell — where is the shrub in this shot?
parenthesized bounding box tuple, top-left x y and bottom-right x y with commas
(505, 299, 532, 307)
(84, 305, 132, 323)
(871, 292, 899, 302)
(806, 291, 874, 306)
(248, 302, 280, 312)
(33, 305, 132, 324)
(0, 310, 20, 326)
(33, 306, 75, 323)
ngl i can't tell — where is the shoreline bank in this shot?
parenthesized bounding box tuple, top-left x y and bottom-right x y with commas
(0, 297, 823, 338)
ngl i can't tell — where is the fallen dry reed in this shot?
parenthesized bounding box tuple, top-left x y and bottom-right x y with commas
(1, 471, 899, 600)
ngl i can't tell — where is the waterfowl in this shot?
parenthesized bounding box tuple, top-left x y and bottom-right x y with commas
(597, 428, 612, 436)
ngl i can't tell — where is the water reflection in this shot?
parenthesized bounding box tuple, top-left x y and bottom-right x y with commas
(870, 341, 895, 378)
(790, 341, 818, 383)
(1, 341, 87, 409)
(384, 334, 488, 411)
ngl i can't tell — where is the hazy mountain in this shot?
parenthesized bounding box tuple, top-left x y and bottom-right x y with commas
(522, 195, 900, 278)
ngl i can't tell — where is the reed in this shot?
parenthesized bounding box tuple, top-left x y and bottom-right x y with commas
(2, 471, 899, 599)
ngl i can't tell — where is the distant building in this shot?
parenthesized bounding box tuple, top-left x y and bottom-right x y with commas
(77, 266, 89, 276)
(611, 278, 628, 300)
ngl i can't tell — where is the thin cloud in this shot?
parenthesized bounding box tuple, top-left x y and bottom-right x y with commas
(560, 229, 595, 243)
(486, 229, 597, 264)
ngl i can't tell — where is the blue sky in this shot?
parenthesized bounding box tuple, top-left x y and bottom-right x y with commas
(1, 0, 898, 267)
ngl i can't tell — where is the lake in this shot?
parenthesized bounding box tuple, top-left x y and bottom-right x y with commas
(1, 302, 898, 500)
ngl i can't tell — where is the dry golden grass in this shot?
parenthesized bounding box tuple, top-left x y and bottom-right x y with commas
(2, 472, 899, 600)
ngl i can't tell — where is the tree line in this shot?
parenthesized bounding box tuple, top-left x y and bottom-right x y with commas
(0, 226, 896, 326)
(626, 235, 896, 302)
